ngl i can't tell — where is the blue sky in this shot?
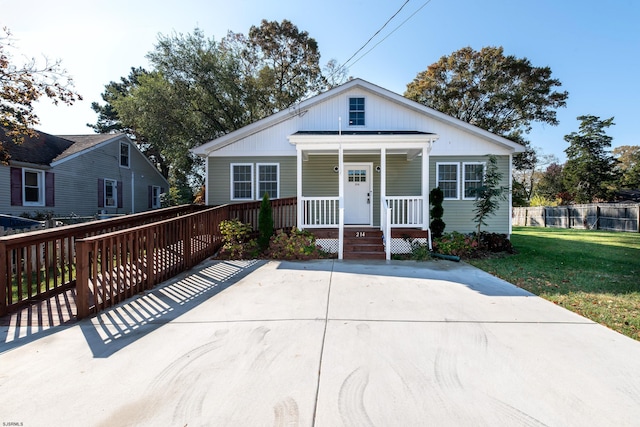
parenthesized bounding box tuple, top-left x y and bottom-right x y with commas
(3, 0, 638, 163)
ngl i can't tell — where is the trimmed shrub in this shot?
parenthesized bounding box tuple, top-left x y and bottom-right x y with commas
(218, 219, 259, 259)
(258, 193, 274, 251)
(429, 187, 446, 239)
(265, 228, 329, 260)
(433, 232, 479, 258)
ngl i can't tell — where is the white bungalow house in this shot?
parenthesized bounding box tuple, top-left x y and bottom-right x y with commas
(191, 78, 525, 259)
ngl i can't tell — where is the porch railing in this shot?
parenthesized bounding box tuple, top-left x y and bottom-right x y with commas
(301, 197, 340, 228)
(381, 200, 392, 260)
(0, 204, 204, 317)
(385, 197, 424, 227)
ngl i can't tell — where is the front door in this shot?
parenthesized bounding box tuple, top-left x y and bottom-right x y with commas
(344, 163, 372, 225)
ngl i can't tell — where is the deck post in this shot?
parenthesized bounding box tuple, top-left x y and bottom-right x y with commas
(338, 208, 344, 260)
(0, 241, 6, 317)
(422, 145, 429, 230)
(75, 240, 90, 319)
(296, 148, 303, 229)
(380, 147, 386, 231)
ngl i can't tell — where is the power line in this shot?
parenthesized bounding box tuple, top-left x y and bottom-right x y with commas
(339, 0, 411, 71)
(347, 0, 434, 69)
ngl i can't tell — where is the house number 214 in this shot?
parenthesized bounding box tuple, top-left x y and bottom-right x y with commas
(355, 232, 366, 237)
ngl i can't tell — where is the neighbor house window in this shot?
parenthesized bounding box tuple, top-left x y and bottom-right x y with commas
(257, 163, 279, 199)
(349, 97, 365, 126)
(120, 142, 130, 168)
(463, 162, 485, 199)
(105, 179, 118, 207)
(436, 163, 459, 200)
(231, 164, 253, 200)
(23, 168, 45, 206)
(151, 186, 161, 208)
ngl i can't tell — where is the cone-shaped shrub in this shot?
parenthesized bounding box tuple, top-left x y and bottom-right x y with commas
(258, 192, 274, 250)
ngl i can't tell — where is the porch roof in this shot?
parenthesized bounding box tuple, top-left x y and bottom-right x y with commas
(289, 130, 438, 158)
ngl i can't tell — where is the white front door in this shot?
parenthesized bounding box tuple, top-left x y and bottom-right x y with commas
(344, 163, 372, 225)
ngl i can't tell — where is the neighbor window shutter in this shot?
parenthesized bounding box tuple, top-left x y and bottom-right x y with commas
(117, 181, 123, 208)
(98, 179, 104, 207)
(148, 186, 152, 208)
(45, 172, 55, 207)
(10, 167, 22, 206)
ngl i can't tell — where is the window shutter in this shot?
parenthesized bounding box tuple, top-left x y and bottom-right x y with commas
(148, 186, 152, 208)
(98, 179, 104, 207)
(45, 172, 55, 207)
(117, 181, 123, 208)
(10, 167, 22, 206)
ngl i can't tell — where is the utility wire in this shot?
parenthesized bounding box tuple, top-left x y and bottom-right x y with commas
(339, 0, 411, 71)
(347, 0, 434, 69)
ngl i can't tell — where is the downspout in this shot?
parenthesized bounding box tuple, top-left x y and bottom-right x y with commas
(131, 170, 135, 213)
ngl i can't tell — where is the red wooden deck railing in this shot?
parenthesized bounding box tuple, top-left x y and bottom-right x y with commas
(75, 205, 229, 318)
(2, 198, 298, 319)
(0, 205, 205, 317)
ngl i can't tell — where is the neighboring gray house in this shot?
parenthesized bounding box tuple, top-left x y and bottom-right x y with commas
(192, 79, 525, 257)
(0, 129, 169, 218)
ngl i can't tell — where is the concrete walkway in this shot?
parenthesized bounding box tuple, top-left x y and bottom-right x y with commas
(1, 259, 640, 426)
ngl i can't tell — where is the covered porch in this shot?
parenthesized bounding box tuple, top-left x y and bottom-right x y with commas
(288, 131, 438, 259)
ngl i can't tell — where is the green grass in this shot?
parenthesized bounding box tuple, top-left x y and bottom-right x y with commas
(469, 226, 640, 341)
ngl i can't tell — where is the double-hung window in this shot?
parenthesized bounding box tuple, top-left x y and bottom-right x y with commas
(231, 164, 254, 200)
(105, 179, 118, 207)
(257, 163, 279, 199)
(463, 162, 485, 199)
(120, 142, 130, 168)
(151, 186, 161, 208)
(348, 97, 365, 126)
(436, 163, 459, 200)
(23, 168, 45, 206)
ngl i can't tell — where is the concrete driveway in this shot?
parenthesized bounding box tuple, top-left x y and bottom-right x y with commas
(1, 259, 640, 426)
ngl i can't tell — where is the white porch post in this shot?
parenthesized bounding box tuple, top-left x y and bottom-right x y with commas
(338, 144, 344, 260)
(297, 148, 303, 229)
(422, 145, 429, 231)
(380, 147, 386, 231)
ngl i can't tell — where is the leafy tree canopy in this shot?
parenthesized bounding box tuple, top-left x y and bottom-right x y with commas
(405, 46, 568, 143)
(613, 145, 640, 189)
(1, 27, 81, 161)
(563, 115, 620, 202)
(90, 21, 346, 190)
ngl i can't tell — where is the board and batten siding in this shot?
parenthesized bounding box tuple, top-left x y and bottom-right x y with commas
(430, 155, 511, 234)
(208, 156, 297, 205)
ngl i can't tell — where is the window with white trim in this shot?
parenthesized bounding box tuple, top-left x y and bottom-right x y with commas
(436, 163, 459, 200)
(23, 168, 45, 206)
(105, 179, 118, 207)
(151, 186, 161, 208)
(231, 164, 253, 200)
(348, 97, 365, 126)
(463, 162, 485, 199)
(120, 142, 130, 168)
(257, 163, 279, 199)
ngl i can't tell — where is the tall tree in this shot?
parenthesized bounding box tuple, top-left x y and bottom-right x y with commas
(90, 21, 330, 188)
(0, 27, 81, 160)
(405, 46, 568, 142)
(534, 162, 567, 202)
(563, 115, 619, 202)
(613, 145, 640, 189)
(405, 46, 568, 196)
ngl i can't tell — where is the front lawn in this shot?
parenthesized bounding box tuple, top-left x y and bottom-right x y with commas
(468, 227, 640, 340)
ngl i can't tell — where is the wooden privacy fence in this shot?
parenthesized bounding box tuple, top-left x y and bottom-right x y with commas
(75, 206, 229, 318)
(513, 203, 640, 232)
(0, 204, 204, 317)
